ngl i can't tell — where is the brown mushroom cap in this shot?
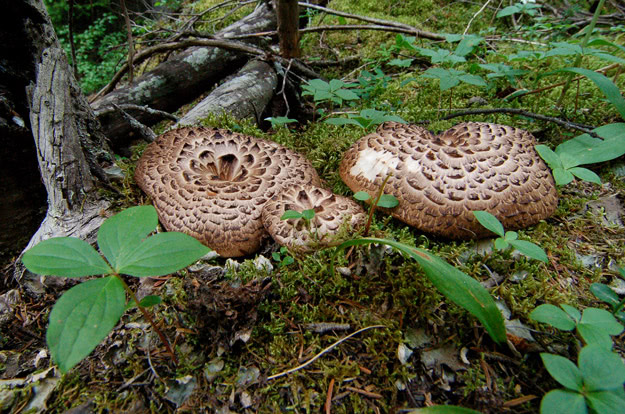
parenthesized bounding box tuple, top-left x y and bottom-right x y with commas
(261, 184, 366, 251)
(339, 122, 558, 239)
(134, 127, 321, 257)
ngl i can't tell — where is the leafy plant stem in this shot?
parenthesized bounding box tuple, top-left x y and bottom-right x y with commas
(556, 0, 605, 107)
(118, 275, 179, 365)
(364, 173, 393, 237)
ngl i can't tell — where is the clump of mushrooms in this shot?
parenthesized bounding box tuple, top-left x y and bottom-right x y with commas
(339, 122, 558, 239)
(134, 127, 322, 257)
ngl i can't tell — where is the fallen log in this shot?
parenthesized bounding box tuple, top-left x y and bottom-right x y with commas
(91, 1, 277, 148)
(176, 60, 277, 127)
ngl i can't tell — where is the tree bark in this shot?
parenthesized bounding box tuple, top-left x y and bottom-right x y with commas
(8, 0, 112, 287)
(277, 0, 300, 58)
(176, 60, 278, 127)
(91, 1, 278, 149)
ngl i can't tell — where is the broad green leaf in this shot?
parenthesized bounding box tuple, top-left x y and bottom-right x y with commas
(266, 116, 297, 126)
(590, 283, 620, 308)
(535, 145, 563, 169)
(389, 58, 414, 67)
(494, 238, 509, 250)
(409, 405, 482, 414)
(334, 238, 506, 344)
(302, 209, 316, 220)
(561, 304, 582, 322)
(354, 191, 372, 201)
(328, 79, 346, 90)
(306, 79, 330, 91)
(473, 211, 505, 237)
(530, 304, 576, 331)
(47, 276, 126, 372)
(334, 88, 360, 101)
(553, 168, 575, 186)
(580, 308, 624, 335)
(324, 117, 363, 127)
(569, 167, 601, 184)
(556, 124, 625, 167)
(458, 73, 487, 87)
(23, 237, 112, 277)
(116, 232, 210, 277)
(97, 205, 157, 270)
(440, 75, 460, 91)
(376, 194, 399, 208)
(504, 231, 518, 241)
(281, 210, 303, 220)
(586, 389, 625, 414)
(508, 240, 549, 262)
(557, 68, 625, 119)
(576, 324, 613, 349)
(541, 353, 584, 390)
(579, 345, 625, 391)
(126, 295, 162, 311)
(454, 35, 483, 57)
(540, 389, 587, 414)
(587, 38, 625, 54)
(497, 5, 521, 18)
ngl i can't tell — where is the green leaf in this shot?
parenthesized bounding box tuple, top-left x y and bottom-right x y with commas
(504, 231, 518, 241)
(530, 304, 576, 331)
(458, 73, 487, 87)
(586, 389, 625, 414)
(472, 211, 505, 237)
(577, 324, 613, 349)
(409, 405, 483, 414)
(590, 283, 620, 308)
(302, 209, 316, 220)
(376, 194, 399, 208)
(126, 295, 163, 311)
(556, 124, 625, 167)
(494, 238, 509, 250)
(553, 168, 575, 186)
(116, 232, 210, 277)
(535, 145, 563, 169)
(22, 237, 112, 277)
(569, 167, 601, 184)
(334, 88, 360, 101)
(561, 304, 582, 322)
(579, 345, 625, 391)
(266, 116, 297, 126)
(497, 5, 522, 18)
(581, 308, 624, 336)
(389, 58, 414, 67)
(334, 238, 506, 344)
(354, 191, 371, 201)
(508, 240, 549, 262)
(97, 205, 157, 270)
(557, 68, 625, 119)
(281, 210, 303, 220)
(541, 353, 584, 390)
(540, 389, 588, 414)
(47, 276, 126, 373)
(324, 117, 364, 127)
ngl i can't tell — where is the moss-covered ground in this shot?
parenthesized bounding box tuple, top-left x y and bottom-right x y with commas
(2, 1, 625, 413)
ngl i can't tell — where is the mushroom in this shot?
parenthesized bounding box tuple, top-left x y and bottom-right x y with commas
(339, 122, 558, 239)
(134, 127, 321, 257)
(261, 184, 366, 252)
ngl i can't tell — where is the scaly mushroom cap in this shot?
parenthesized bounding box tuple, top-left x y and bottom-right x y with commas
(135, 127, 321, 257)
(261, 184, 366, 251)
(339, 122, 558, 239)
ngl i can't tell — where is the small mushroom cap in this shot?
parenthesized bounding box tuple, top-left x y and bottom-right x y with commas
(261, 184, 366, 251)
(134, 127, 321, 257)
(339, 122, 558, 239)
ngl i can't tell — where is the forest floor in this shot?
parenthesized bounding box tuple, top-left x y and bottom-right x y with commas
(2, 1, 625, 413)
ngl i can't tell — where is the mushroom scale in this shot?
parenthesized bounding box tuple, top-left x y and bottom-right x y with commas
(261, 184, 366, 252)
(339, 122, 558, 239)
(134, 127, 321, 257)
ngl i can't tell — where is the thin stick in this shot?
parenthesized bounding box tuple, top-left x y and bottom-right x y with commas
(120, 0, 135, 84)
(325, 378, 335, 414)
(267, 325, 385, 380)
(464, 0, 493, 35)
(440, 108, 599, 138)
(233, 24, 443, 39)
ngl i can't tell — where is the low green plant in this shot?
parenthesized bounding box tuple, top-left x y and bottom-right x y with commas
(352, 175, 399, 237)
(535, 123, 625, 186)
(301, 78, 360, 107)
(497, 2, 542, 19)
(590, 268, 625, 324)
(472, 211, 548, 262)
(530, 303, 624, 349)
(540, 344, 625, 414)
(409, 406, 481, 413)
(272, 246, 294, 267)
(21, 205, 210, 372)
(265, 116, 297, 128)
(325, 108, 405, 129)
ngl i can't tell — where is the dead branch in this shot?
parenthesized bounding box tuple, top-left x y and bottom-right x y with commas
(298, 2, 445, 40)
(94, 103, 179, 122)
(440, 108, 599, 138)
(113, 104, 157, 142)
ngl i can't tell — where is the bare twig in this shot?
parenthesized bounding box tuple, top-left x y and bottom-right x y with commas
(233, 24, 443, 39)
(120, 0, 135, 84)
(267, 325, 385, 380)
(325, 378, 335, 414)
(440, 108, 599, 138)
(95, 103, 179, 121)
(464, 0, 493, 35)
(298, 2, 445, 40)
(113, 104, 157, 142)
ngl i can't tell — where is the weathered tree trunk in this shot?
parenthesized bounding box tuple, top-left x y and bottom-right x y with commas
(91, 1, 278, 148)
(277, 0, 300, 58)
(176, 60, 278, 127)
(7, 0, 112, 283)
